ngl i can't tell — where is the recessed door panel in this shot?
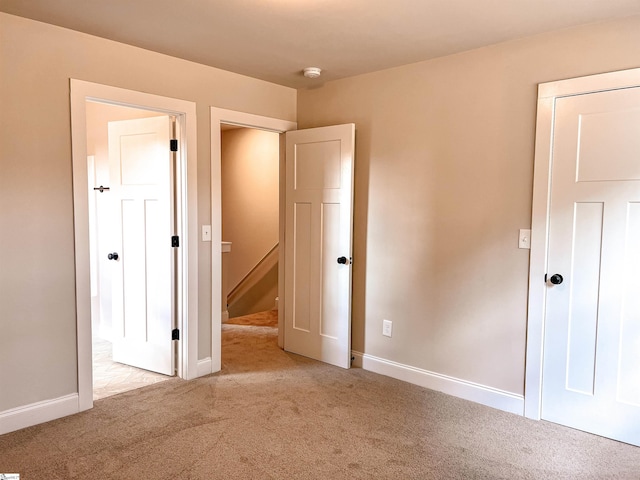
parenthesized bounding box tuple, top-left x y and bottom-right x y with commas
(320, 203, 340, 339)
(566, 202, 603, 395)
(120, 133, 162, 185)
(144, 199, 171, 345)
(577, 109, 640, 182)
(294, 140, 341, 190)
(293, 203, 312, 332)
(121, 199, 146, 340)
(618, 202, 640, 407)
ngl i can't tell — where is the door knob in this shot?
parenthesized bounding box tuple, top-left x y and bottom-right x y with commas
(549, 273, 563, 285)
(337, 256, 348, 265)
(108, 252, 119, 261)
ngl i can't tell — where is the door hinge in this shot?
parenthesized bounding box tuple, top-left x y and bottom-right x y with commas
(170, 139, 178, 152)
(172, 328, 180, 340)
(171, 235, 179, 247)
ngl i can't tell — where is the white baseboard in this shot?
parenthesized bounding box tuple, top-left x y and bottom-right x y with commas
(351, 351, 524, 415)
(196, 357, 213, 377)
(0, 393, 79, 435)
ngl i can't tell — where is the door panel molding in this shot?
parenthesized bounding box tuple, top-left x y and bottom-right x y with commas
(525, 67, 640, 420)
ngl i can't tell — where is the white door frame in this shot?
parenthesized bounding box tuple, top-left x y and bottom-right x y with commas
(524, 67, 640, 419)
(209, 107, 296, 373)
(71, 79, 199, 412)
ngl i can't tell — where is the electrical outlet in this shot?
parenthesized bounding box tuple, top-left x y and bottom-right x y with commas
(519, 229, 531, 249)
(382, 319, 393, 337)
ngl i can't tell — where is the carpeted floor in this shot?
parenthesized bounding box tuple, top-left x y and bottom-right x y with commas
(1, 311, 639, 479)
(226, 309, 278, 327)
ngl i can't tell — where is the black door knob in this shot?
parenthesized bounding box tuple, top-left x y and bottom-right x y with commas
(337, 256, 348, 265)
(549, 274, 563, 285)
(108, 252, 119, 261)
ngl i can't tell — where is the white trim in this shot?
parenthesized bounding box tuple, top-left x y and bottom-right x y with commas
(524, 92, 555, 420)
(277, 133, 287, 349)
(0, 394, 79, 435)
(197, 357, 213, 377)
(210, 107, 296, 375)
(355, 352, 524, 415)
(525, 67, 640, 419)
(538, 68, 640, 99)
(70, 80, 199, 416)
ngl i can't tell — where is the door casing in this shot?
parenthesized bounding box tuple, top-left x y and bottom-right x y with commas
(71, 79, 199, 412)
(209, 107, 296, 373)
(525, 67, 640, 419)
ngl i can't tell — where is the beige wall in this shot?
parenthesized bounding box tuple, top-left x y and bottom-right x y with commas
(0, 13, 295, 411)
(297, 15, 640, 395)
(228, 264, 278, 318)
(221, 128, 280, 293)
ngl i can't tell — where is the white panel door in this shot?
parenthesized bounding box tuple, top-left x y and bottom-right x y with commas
(284, 124, 355, 368)
(108, 116, 174, 376)
(542, 87, 640, 446)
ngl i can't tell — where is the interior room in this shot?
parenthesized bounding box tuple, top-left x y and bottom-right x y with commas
(1, 1, 640, 477)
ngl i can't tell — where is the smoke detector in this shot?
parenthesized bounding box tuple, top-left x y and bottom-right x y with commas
(303, 67, 322, 79)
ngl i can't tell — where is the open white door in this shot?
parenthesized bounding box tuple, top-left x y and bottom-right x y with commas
(541, 86, 640, 446)
(284, 124, 355, 368)
(108, 116, 175, 376)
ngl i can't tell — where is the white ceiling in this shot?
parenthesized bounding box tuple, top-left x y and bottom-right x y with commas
(2, 0, 639, 89)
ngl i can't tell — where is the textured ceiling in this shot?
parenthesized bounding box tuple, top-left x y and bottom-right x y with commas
(1, 0, 639, 89)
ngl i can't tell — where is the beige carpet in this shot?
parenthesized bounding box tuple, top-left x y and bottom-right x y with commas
(1, 312, 639, 479)
(226, 309, 278, 327)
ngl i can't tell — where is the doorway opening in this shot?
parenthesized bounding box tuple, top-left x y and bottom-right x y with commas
(71, 80, 199, 413)
(221, 125, 280, 318)
(85, 101, 174, 399)
(210, 108, 297, 374)
(219, 125, 280, 362)
(210, 109, 356, 372)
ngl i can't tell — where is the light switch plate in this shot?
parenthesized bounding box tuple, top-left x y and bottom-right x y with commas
(519, 229, 531, 249)
(202, 225, 212, 242)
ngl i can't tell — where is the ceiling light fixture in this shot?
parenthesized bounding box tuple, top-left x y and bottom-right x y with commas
(303, 67, 322, 79)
